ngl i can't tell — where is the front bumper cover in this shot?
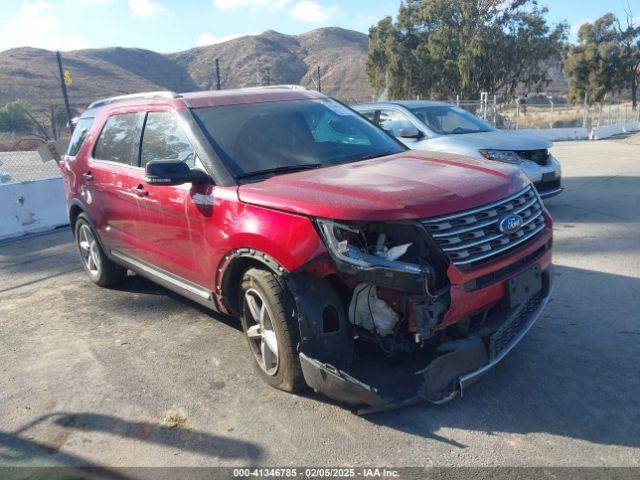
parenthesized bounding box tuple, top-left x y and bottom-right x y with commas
(538, 186, 563, 199)
(293, 267, 554, 415)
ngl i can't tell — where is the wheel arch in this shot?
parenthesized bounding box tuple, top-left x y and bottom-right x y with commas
(68, 199, 87, 235)
(216, 248, 288, 316)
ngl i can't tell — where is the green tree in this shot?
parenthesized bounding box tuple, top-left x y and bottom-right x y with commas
(0, 100, 34, 134)
(616, 11, 640, 109)
(563, 14, 626, 105)
(366, 0, 567, 100)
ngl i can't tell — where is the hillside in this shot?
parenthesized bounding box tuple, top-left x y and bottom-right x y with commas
(169, 28, 370, 102)
(0, 27, 373, 114)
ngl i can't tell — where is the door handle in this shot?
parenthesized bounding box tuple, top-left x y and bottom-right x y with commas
(131, 185, 149, 197)
(83, 171, 93, 181)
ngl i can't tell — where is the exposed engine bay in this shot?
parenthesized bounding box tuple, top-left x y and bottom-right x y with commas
(288, 219, 552, 414)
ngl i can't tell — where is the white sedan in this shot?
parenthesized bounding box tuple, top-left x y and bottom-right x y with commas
(353, 100, 562, 199)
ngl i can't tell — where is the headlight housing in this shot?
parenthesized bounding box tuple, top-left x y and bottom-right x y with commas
(479, 149, 522, 164)
(315, 219, 426, 275)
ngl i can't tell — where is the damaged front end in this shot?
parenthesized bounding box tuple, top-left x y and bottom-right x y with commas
(288, 218, 553, 414)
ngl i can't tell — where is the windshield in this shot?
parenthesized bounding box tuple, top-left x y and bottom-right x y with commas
(192, 98, 405, 180)
(410, 105, 495, 135)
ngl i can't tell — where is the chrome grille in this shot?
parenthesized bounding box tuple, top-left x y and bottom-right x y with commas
(421, 186, 546, 266)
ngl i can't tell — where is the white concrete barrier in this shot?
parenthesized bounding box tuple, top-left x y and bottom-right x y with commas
(0, 178, 68, 242)
(520, 127, 589, 141)
(589, 121, 639, 140)
(590, 124, 629, 140)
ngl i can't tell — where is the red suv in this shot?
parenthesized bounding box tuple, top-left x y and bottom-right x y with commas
(61, 86, 553, 413)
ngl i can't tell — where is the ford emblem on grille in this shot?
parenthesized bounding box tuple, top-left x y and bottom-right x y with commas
(499, 214, 524, 234)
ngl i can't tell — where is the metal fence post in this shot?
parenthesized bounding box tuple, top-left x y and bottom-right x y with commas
(493, 94, 497, 126)
(617, 104, 621, 124)
(623, 104, 627, 123)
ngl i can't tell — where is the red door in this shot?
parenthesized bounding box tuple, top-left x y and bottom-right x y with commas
(86, 111, 147, 257)
(133, 109, 214, 288)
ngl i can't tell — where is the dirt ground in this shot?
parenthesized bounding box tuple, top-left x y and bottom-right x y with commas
(0, 134, 639, 471)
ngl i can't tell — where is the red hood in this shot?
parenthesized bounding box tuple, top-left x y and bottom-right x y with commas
(238, 151, 530, 221)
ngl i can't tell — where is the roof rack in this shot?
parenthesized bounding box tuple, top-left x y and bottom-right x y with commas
(242, 85, 307, 91)
(87, 91, 179, 110)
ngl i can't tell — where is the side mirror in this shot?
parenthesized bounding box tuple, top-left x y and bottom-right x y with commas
(145, 160, 211, 186)
(398, 127, 424, 140)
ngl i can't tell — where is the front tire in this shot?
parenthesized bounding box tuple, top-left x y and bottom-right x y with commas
(75, 214, 127, 287)
(239, 268, 305, 392)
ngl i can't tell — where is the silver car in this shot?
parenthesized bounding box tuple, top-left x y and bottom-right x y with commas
(353, 100, 562, 199)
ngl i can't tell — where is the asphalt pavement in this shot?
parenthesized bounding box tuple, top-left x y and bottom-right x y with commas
(0, 134, 639, 469)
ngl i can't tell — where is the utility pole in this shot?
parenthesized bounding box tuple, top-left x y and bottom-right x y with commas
(317, 65, 321, 93)
(56, 51, 74, 134)
(215, 58, 221, 90)
(50, 106, 58, 140)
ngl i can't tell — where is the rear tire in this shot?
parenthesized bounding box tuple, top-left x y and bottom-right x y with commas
(239, 268, 305, 392)
(75, 214, 127, 287)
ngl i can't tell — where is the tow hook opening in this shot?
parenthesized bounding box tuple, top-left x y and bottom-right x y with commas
(288, 266, 552, 414)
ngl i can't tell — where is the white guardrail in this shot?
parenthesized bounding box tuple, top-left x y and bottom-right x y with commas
(0, 177, 68, 242)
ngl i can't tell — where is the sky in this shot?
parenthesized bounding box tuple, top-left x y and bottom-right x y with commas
(0, 0, 638, 53)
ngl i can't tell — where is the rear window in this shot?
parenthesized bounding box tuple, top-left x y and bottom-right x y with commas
(93, 112, 143, 164)
(67, 117, 94, 156)
(359, 110, 376, 121)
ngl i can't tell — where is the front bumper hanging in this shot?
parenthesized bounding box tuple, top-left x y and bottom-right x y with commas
(291, 268, 554, 415)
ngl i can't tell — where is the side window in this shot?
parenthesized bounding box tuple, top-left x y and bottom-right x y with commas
(378, 109, 415, 137)
(359, 110, 376, 122)
(305, 109, 371, 146)
(93, 113, 142, 165)
(140, 111, 195, 168)
(67, 118, 94, 156)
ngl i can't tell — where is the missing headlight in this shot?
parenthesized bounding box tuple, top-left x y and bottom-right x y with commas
(315, 219, 444, 293)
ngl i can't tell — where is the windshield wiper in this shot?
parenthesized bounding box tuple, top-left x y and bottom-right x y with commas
(237, 163, 322, 179)
(450, 129, 489, 135)
(355, 151, 399, 162)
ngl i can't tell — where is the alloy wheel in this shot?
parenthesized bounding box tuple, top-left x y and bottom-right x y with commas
(243, 288, 279, 376)
(78, 224, 101, 275)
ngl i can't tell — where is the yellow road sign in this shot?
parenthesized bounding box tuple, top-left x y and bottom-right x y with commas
(64, 70, 73, 87)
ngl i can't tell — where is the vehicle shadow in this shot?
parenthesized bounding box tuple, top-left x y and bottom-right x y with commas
(2, 412, 262, 467)
(0, 430, 127, 479)
(361, 264, 640, 449)
(109, 273, 242, 331)
(543, 175, 639, 224)
(0, 229, 81, 292)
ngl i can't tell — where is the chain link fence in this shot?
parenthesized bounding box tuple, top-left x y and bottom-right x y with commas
(0, 148, 61, 184)
(456, 97, 640, 131)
